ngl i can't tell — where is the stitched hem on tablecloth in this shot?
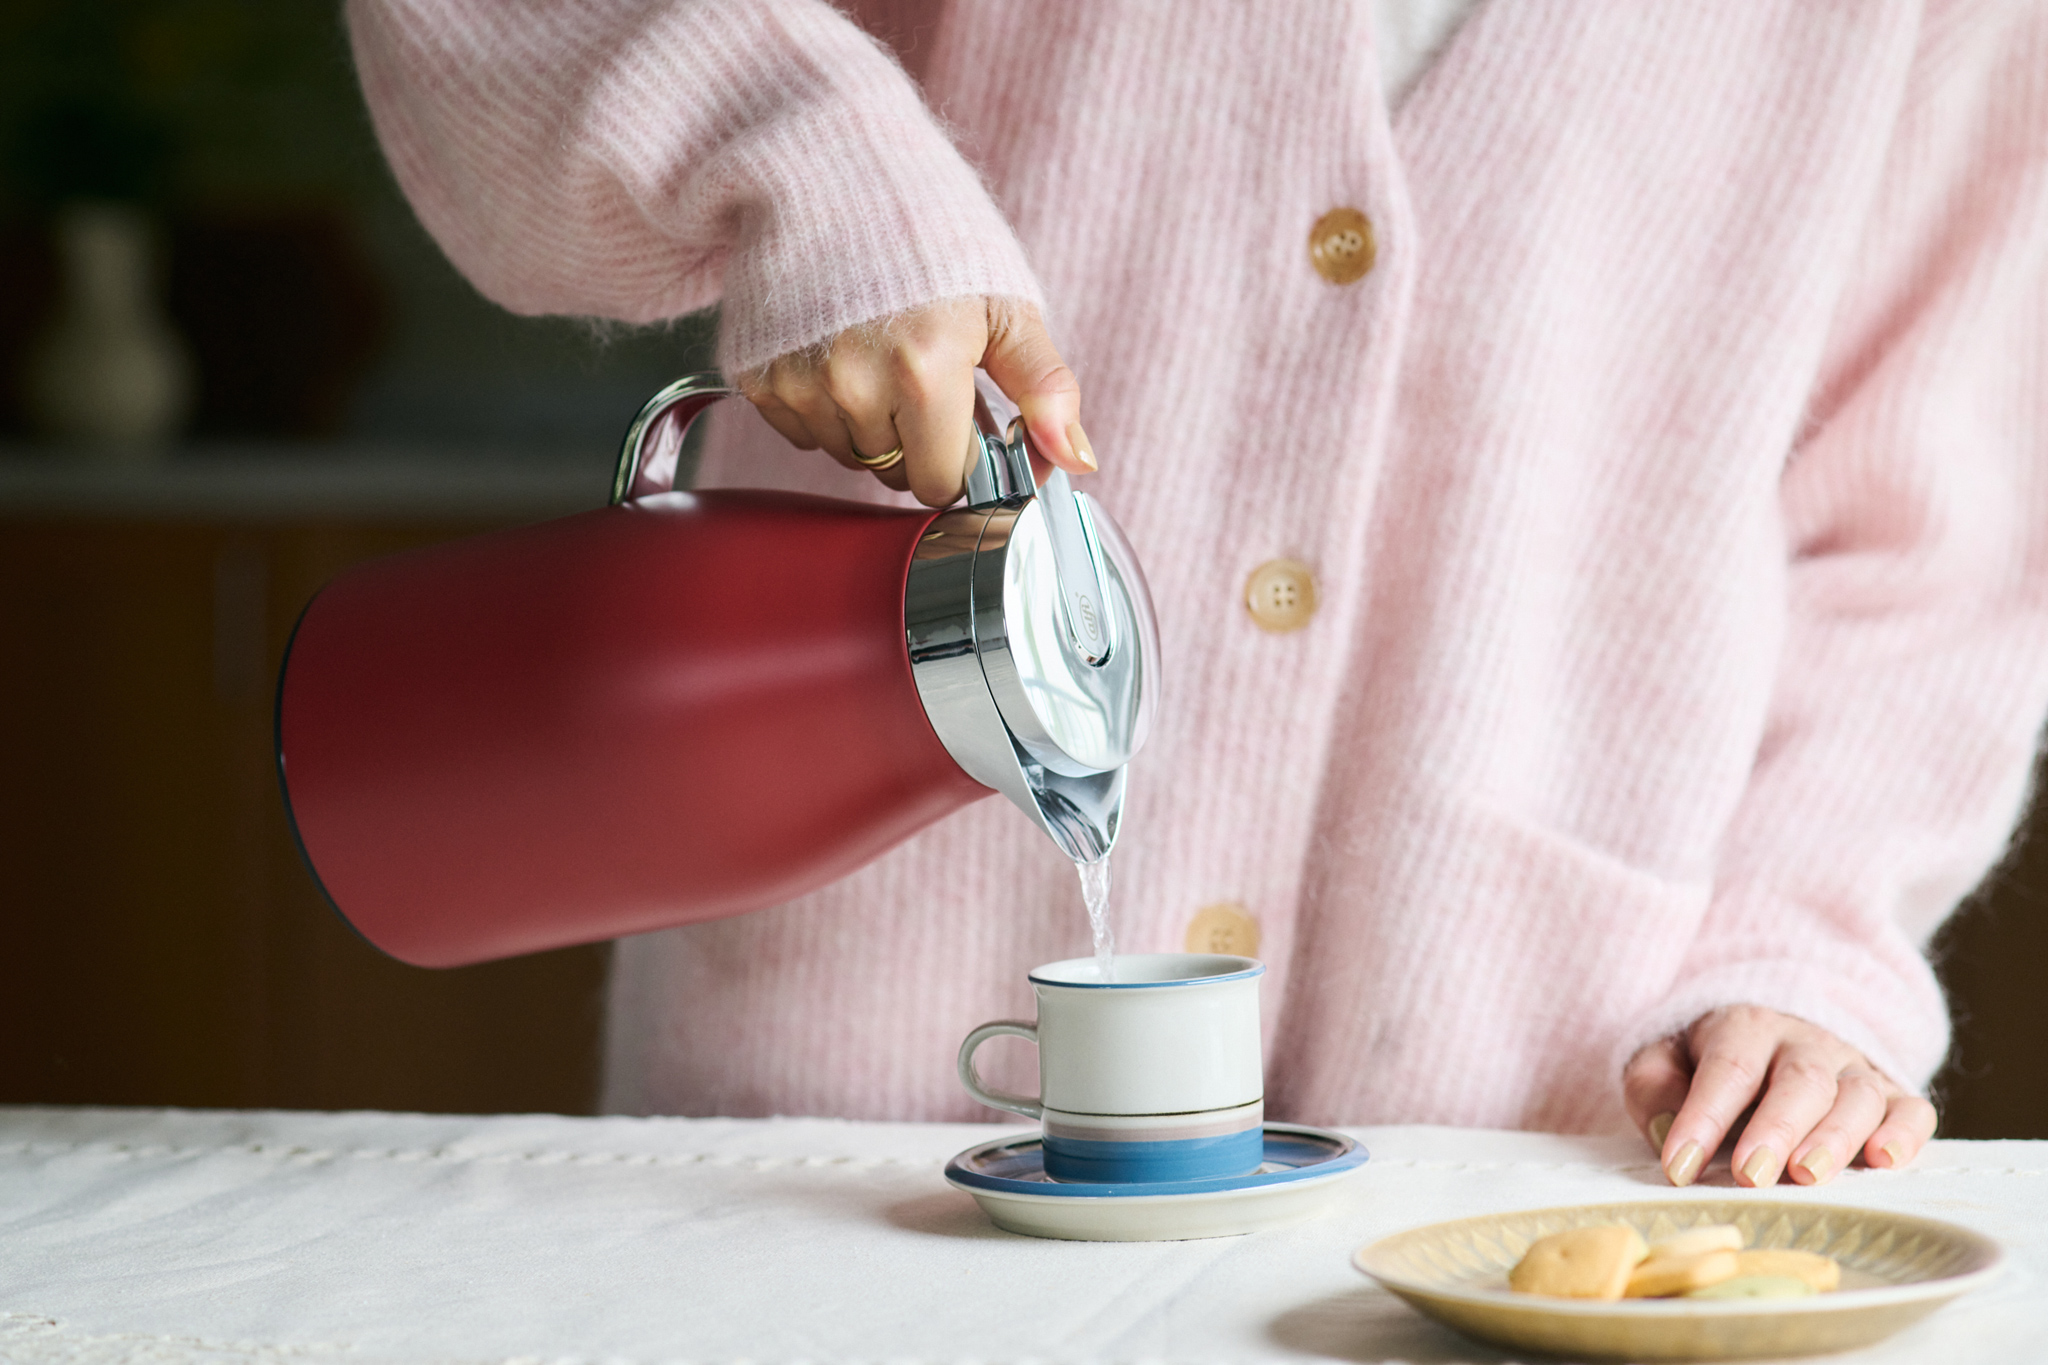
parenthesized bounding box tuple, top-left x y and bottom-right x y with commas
(0, 1140, 2039, 1177)
(0, 1140, 939, 1171)
(8, 1312, 1403, 1365)
(1368, 1159, 2048, 1177)
(0, 1313, 378, 1365)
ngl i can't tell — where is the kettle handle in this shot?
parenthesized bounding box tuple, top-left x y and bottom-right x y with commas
(620, 369, 1031, 508)
(611, 372, 733, 504)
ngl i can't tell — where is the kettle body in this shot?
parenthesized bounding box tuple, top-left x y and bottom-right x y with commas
(278, 376, 1158, 967)
(278, 488, 980, 967)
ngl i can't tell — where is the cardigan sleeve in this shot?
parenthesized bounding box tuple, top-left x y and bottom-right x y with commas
(344, 0, 1043, 374)
(1618, 0, 2048, 1092)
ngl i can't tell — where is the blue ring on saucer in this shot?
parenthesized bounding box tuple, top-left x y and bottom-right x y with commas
(1042, 1127, 1264, 1183)
(946, 1123, 1368, 1199)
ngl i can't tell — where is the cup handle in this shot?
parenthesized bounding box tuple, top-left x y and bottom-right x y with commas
(957, 1020, 1042, 1119)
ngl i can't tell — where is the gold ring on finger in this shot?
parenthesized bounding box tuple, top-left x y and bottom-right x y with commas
(851, 443, 905, 471)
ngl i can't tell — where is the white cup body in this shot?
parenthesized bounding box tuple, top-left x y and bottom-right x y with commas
(1031, 953, 1263, 1114)
(957, 953, 1265, 1184)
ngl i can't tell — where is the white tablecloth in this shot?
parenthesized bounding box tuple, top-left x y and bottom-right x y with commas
(0, 1107, 2039, 1364)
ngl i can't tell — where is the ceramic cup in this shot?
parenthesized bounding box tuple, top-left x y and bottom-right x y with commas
(957, 952, 1264, 1184)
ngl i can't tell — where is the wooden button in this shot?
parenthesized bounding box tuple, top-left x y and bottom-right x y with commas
(1309, 207, 1376, 284)
(1245, 559, 1317, 632)
(1186, 902, 1260, 957)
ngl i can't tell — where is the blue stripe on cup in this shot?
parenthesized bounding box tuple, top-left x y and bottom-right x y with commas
(1041, 1127, 1265, 1184)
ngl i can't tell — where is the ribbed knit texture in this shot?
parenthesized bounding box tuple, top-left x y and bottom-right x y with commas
(346, 0, 1043, 373)
(352, 0, 2048, 1132)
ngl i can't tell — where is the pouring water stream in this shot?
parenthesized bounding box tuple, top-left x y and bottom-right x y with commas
(1077, 855, 1115, 982)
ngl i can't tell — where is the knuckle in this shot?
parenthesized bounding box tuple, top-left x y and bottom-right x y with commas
(826, 327, 866, 362)
(1037, 361, 1081, 400)
(1702, 1049, 1766, 1093)
(1720, 1003, 1777, 1031)
(1747, 1116, 1804, 1151)
(1690, 1094, 1749, 1132)
(1689, 1006, 1739, 1046)
(891, 346, 944, 404)
(768, 369, 815, 410)
(1896, 1095, 1939, 1129)
(1775, 1056, 1840, 1094)
(820, 355, 878, 410)
(1623, 1037, 1681, 1084)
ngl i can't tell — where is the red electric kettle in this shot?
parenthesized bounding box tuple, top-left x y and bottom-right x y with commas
(275, 374, 1159, 967)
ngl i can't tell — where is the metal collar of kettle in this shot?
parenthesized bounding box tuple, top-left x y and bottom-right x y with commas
(614, 373, 1159, 864)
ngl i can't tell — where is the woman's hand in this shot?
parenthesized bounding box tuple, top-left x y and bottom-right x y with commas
(1623, 1005, 1937, 1188)
(737, 297, 1094, 508)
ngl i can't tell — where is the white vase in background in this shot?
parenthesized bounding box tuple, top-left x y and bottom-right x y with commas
(27, 201, 196, 455)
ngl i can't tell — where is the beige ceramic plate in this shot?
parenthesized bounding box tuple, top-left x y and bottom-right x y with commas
(1353, 1199, 2004, 1361)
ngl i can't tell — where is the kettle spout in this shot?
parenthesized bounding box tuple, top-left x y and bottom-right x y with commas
(1018, 763, 1123, 864)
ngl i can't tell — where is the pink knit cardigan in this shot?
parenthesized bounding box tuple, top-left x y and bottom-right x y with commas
(349, 0, 2048, 1132)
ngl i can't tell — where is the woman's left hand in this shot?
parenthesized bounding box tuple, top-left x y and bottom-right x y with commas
(1622, 1004, 1937, 1188)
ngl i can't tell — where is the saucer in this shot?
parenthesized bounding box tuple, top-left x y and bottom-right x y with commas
(944, 1122, 1369, 1241)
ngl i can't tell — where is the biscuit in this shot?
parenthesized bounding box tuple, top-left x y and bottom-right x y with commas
(1625, 1248, 1740, 1298)
(1686, 1274, 1816, 1300)
(1508, 1225, 1649, 1300)
(1733, 1248, 1841, 1292)
(1645, 1224, 1743, 1261)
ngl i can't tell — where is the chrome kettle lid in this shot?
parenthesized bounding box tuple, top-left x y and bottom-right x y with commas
(906, 387, 1159, 862)
(976, 459, 1156, 778)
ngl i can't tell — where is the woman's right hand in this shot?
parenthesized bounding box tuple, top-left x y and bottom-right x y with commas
(737, 297, 1094, 508)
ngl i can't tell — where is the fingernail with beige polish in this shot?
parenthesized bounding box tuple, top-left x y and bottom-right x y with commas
(1796, 1148, 1835, 1184)
(1648, 1112, 1675, 1150)
(1066, 422, 1097, 471)
(1740, 1145, 1781, 1187)
(1666, 1140, 1705, 1187)
(1881, 1140, 1908, 1169)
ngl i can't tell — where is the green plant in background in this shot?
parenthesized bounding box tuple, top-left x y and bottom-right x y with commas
(0, 0, 377, 213)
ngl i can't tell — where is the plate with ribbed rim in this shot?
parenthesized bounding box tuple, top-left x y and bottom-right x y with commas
(945, 1122, 1367, 1241)
(1352, 1198, 2005, 1361)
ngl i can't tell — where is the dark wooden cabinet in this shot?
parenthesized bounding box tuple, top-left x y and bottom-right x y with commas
(1931, 830, 2048, 1138)
(2, 509, 607, 1114)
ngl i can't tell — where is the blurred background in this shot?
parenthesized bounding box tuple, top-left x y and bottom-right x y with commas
(1, 1, 2043, 1136)
(0, 0, 713, 1117)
